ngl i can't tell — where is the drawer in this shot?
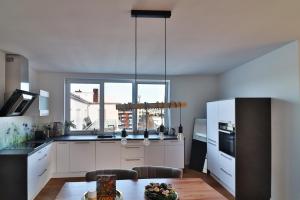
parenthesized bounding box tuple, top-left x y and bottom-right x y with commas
(219, 166, 235, 191)
(147, 140, 164, 146)
(164, 140, 184, 146)
(121, 158, 144, 169)
(219, 152, 235, 174)
(122, 146, 144, 158)
(127, 140, 144, 145)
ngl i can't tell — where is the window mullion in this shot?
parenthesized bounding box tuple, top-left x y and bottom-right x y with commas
(100, 81, 105, 133)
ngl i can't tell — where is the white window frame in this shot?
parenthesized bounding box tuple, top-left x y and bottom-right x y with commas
(65, 78, 170, 134)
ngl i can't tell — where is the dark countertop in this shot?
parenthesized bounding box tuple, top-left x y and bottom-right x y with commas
(54, 134, 178, 141)
(0, 134, 178, 156)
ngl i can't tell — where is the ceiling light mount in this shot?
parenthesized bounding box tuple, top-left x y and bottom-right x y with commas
(131, 10, 171, 18)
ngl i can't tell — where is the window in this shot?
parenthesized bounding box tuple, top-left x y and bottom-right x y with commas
(69, 83, 100, 131)
(104, 82, 132, 132)
(137, 83, 166, 131)
(65, 79, 168, 134)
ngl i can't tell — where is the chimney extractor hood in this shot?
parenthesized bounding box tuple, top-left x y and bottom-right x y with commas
(0, 89, 37, 116)
(0, 54, 37, 116)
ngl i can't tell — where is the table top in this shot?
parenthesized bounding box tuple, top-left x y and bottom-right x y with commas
(55, 178, 227, 200)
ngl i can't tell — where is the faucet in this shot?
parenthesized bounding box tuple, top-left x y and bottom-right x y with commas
(107, 125, 116, 135)
(93, 128, 98, 135)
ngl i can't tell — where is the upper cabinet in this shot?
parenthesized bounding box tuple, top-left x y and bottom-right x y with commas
(218, 99, 235, 124)
(207, 101, 219, 144)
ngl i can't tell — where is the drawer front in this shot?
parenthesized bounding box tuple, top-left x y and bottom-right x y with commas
(164, 140, 184, 146)
(219, 166, 235, 191)
(121, 158, 144, 169)
(147, 140, 164, 146)
(219, 152, 235, 174)
(122, 146, 144, 158)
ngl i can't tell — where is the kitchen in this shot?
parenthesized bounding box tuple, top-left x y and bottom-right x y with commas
(0, 1, 300, 200)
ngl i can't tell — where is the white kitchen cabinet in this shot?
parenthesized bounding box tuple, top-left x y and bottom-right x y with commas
(145, 140, 165, 166)
(28, 143, 52, 200)
(207, 141, 220, 179)
(218, 99, 235, 123)
(219, 152, 235, 193)
(207, 101, 219, 145)
(121, 141, 144, 169)
(96, 141, 121, 169)
(69, 141, 95, 172)
(164, 140, 184, 169)
(121, 157, 145, 169)
(56, 142, 70, 173)
(207, 101, 220, 178)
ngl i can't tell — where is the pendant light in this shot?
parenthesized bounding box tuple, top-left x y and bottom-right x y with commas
(159, 108, 165, 140)
(143, 105, 150, 146)
(177, 103, 184, 141)
(159, 17, 168, 140)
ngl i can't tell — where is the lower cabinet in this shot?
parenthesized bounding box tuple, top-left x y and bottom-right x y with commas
(219, 152, 235, 193)
(96, 141, 121, 169)
(56, 142, 70, 173)
(69, 141, 96, 172)
(55, 139, 185, 177)
(207, 141, 220, 178)
(145, 140, 165, 166)
(121, 141, 145, 169)
(164, 140, 184, 169)
(28, 143, 53, 200)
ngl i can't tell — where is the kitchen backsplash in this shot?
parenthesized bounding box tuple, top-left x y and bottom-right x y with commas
(0, 116, 33, 149)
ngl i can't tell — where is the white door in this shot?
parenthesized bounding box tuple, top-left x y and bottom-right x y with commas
(218, 99, 235, 123)
(207, 101, 219, 146)
(96, 141, 121, 169)
(56, 142, 70, 173)
(69, 141, 95, 172)
(164, 140, 184, 169)
(145, 140, 165, 166)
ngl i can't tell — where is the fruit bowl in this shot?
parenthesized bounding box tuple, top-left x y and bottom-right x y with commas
(145, 183, 179, 200)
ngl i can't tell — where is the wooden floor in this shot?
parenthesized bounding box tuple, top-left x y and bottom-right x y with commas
(35, 169, 234, 200)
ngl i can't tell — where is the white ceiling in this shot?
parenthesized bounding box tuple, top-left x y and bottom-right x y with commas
(0, 0, 299, 75)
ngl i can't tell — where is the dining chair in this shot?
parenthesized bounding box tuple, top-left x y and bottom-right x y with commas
(85, 169, 138, 181)
(132, 166, 183, 179)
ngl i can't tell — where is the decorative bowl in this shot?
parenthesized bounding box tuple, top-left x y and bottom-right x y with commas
(145, 183, 179, 200)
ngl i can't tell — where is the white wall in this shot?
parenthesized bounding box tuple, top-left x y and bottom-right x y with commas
(36, 72, 219, 164)
(219, 41, 300, 200)
(0, 51, 5, 107)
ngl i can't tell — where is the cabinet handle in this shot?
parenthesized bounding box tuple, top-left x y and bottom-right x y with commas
(220, 153, 232, 161)
(219, 130, 232, 134)
(74, 141, 90, 144)
(125, 146, 140, 149)
(208, 141, 217, 147)
(220, 168, 232, 177)
(38, 169, 47, 177)
(38, 154, 47, 161)
(125, 159, 140, 161)
(208, 138, 216, 143)
(100, 141, 115, 144)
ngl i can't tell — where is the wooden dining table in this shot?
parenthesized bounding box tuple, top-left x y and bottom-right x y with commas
(56, 178, 227, 200)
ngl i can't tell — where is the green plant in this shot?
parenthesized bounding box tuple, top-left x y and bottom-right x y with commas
(65, 120, 76, 129)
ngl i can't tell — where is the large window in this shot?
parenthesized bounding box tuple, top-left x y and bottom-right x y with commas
(69, 83, 100, 131)
(137, 83, 166, 131)
(65, 79, 168, 134)
(104, 82, 132, 132)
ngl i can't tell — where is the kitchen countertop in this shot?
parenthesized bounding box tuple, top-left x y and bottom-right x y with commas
(0, 134, 179, 156)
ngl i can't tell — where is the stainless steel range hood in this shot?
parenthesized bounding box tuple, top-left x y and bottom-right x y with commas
(0, 54, 37, 116)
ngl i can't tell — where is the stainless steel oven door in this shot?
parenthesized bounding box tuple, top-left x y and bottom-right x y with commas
(219, 130, 235, 157)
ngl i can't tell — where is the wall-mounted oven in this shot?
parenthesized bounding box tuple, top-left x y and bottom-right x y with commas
(219, 122, 235, 157)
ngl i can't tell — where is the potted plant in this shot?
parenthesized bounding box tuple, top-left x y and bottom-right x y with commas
(64, 120, 76, 134)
